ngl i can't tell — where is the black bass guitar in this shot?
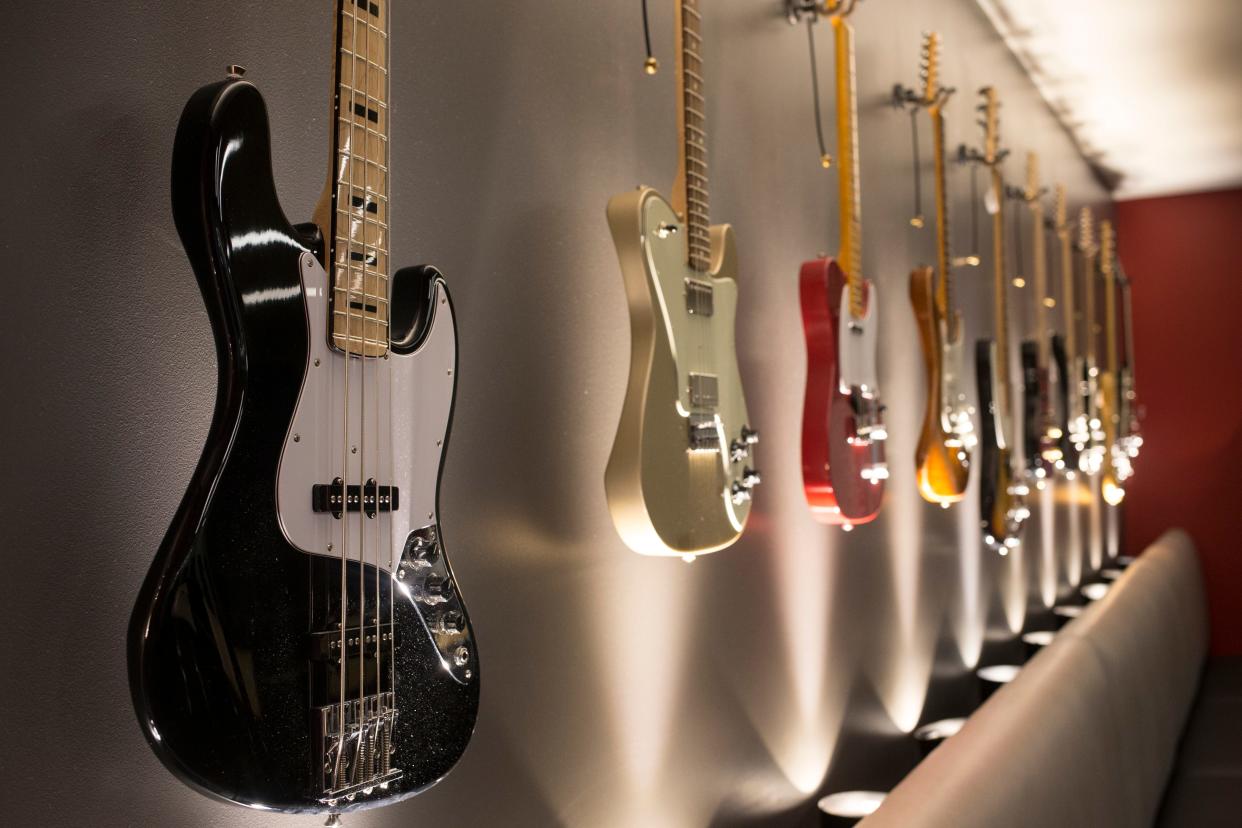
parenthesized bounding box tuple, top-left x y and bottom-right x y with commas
(963, 88, 1028, 552)
(128, 1, 478, 817)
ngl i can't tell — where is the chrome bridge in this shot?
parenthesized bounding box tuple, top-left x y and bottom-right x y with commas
(316, 692, 401, 805)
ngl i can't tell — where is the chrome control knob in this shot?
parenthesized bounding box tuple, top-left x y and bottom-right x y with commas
(730, 481, 753, 505)
(432, 609, 464, 635)
(420, 575, 455, 602)
(740, 425, 760, 446)
(410, 536, 439, 564)
(741, 467, 761, 488)
(729, 439, 749, 462)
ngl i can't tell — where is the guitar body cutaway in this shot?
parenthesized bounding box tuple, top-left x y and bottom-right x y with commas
(604, 186, 755, 556)
(911, 265, 970, 502)
(800, 256, 885, 525)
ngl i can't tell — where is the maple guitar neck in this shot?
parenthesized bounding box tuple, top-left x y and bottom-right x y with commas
(990, 164, 1010, 395)
(313, 0, 392, 358)
(832, 11, 865, 319)
(930, 99, 956, 338)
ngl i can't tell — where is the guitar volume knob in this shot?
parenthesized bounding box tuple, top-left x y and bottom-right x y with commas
(742, 467, 761, 488)
(419, 575, 455, 603)
(729, 439, 748, 462)
(432, 609, 464, 635)
(740, 425, 760, 446)
(730, 481, 752, 505)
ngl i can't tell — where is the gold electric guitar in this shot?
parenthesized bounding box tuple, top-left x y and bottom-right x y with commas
(1077, 208, 1107, 476)
(909, 32, 975, 504)
(1098, 220, 1127, 504)
(605, 0, 758, 558)
(1016, 153, 1064, 479)
(1051, 185, 1086, 472)
(969, 87, 1029, 551)
(1117, 259, 1143, 466)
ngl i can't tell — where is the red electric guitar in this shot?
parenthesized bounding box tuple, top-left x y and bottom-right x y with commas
(800, 0, 887, 528)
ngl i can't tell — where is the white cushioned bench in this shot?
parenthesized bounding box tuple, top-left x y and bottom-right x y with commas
(860, 529, 1216, 828)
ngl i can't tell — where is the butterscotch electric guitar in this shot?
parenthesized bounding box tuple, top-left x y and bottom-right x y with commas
(908, 32, 975, 504)
(605, 0, 758, 558)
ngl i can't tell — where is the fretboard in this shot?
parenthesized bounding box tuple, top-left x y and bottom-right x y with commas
(833, 14, 864, 319)
(673, 0, 711, 272)
(930, 102, 955, 338)
(322, 0, 391, 357)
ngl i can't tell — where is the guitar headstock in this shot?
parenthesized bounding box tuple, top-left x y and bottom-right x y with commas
(1078, 207, 1097, 256)
(979, 87, 1000, 164)
(1054, 184, 1069, 237)
(920, 31, 941, 103)
(1100, 220, 1115, 280)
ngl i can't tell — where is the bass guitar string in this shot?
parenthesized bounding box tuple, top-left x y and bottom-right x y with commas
(379, 0, 394, 761)
(336, 0, 364, 788)
(356, 0, 375, 778)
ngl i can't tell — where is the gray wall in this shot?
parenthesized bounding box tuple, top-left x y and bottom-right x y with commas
(0, 1, 1112, 826)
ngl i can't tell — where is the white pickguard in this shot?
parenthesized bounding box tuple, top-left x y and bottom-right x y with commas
(276, 252, 456, 574)
(984, 339, 1009, 451)
(939, 319, 975, 442)
(837, 281, 880, 395)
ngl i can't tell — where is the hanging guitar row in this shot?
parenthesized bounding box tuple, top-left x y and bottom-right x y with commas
(126, 0, 1143, 822)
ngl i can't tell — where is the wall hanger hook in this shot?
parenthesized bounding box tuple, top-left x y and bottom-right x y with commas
(784, 0, 821, 24)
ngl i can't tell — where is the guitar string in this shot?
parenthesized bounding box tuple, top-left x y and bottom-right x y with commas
(336, 0, 363, 788)
(356, 0, 374, 779)
(371, 0, 389, 771)
(383, 0, 396, 759)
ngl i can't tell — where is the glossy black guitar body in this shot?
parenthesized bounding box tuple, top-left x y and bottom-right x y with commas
(128, 78, 478, 815)
(976, 339, 1023, 549)
(1020, 340, 1041, 474)
(1050, 334, 1079, 469)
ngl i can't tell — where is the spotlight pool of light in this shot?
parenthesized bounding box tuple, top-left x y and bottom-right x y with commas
(817, 790, 887, 825)
(1021, 630, 1056, 660)
(1081, 582, 1111, 601)
(913, 717, 967, 756)
(1052, 605, 1083, 627)
(977, 664, 1021, 700)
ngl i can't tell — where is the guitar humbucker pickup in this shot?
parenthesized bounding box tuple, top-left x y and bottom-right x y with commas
(685, 278, 714, 316)
(688, 373, 719, 409)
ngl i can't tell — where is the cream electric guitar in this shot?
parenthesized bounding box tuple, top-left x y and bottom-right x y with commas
(1076, 208, 1107, 476)
(605, 0, 758, 558)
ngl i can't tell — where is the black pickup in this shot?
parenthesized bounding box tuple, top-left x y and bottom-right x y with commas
(312, 478, 399, 518)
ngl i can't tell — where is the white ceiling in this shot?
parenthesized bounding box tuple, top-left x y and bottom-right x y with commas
(976, 0, 1242, 200)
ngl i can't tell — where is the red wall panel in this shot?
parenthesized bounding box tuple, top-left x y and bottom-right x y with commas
(1117, 188, 1242, 656)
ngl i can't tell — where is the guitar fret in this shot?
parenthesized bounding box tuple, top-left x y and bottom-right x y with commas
(336, 153, 389, 174)
(336, 83, 388, 108)
(335, 212, 390, 232)
(338, 14, 389, 41)
(339, 50, 389, 76)
(335, 257, 392, 270)
(337, 117, 389, 143)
